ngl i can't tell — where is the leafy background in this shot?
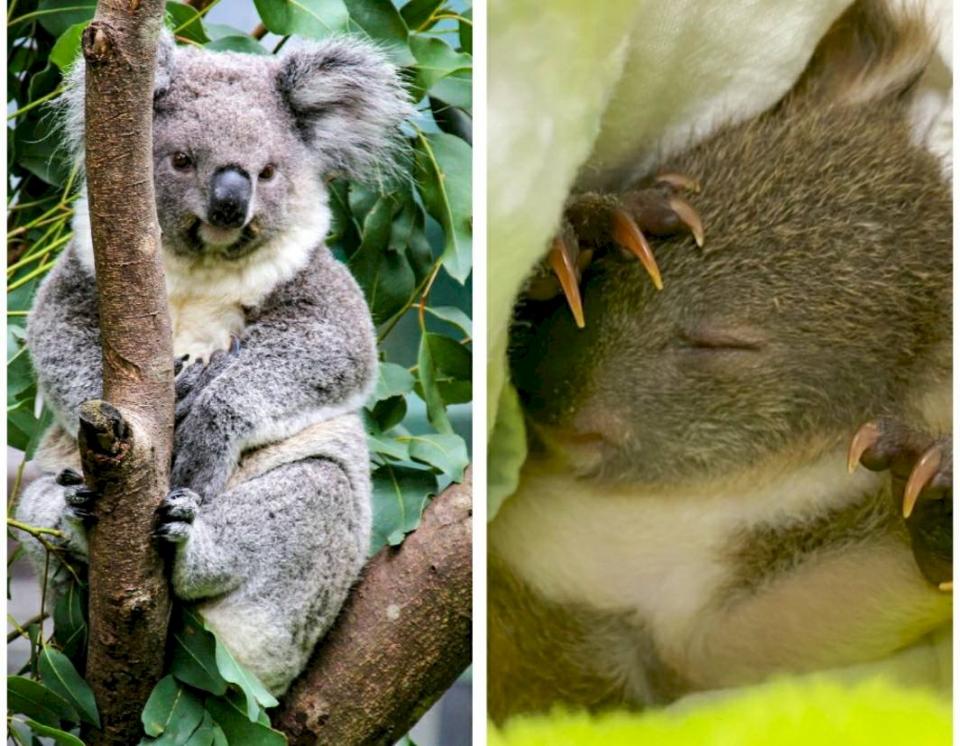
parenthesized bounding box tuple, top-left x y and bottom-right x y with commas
(7, 0, 472, 743)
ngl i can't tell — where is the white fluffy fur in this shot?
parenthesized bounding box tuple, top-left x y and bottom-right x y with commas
(71, 185, 330, 362)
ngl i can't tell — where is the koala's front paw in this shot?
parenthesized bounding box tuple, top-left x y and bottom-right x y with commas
(155, 488, 201, 544)
(175, 344, 239, 425)
(56, 468, 99, 527)
(849, 420, 952, 589)
(527, 174, 704, 328)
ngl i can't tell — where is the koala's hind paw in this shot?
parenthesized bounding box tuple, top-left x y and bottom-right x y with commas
(56, 468, 99, 526)
(528, 173, 704, 328)
(155, 488, 201, 544)
(848, 420, 952, 589)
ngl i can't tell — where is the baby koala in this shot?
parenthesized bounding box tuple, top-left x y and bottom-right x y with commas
(491, 0, 951, 721)
(16, 32, 411, 694)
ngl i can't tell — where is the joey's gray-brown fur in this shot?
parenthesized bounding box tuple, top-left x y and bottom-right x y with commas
(16, 33, 412, 695)
(492, 0, 951, 721)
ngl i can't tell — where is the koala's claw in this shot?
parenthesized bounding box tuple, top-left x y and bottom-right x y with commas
(155, 488, 201, 544)
(56, 469, 99, 526)
(848, 419, 951, 588)
(530, 173, 705, 327)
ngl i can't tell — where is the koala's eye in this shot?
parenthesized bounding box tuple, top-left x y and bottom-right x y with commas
(259, 164, 276, 181)
(171, 152, 193, 171)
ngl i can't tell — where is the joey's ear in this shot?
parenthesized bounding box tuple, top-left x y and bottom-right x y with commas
(276, 38, 414, 181)
(59, 28, 177, 159)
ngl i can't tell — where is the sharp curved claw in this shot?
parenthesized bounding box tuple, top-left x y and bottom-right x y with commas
(903, 444, 943, 519)
(656, 172, 701, 193)
(847, 421, 881, 474)
(548, 235, 585, 329)
(611, 208, 663, 291)
(667, 196, 705, 248)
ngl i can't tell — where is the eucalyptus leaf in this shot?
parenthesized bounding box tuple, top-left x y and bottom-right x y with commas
(370, 463, 437, 552)
(414, 131, 472, 283)
(205, 36, 269, 55)
(50, 24, 87, 71)
(8, 676, 80, 727)
(52, 583, 87, 663)
(253, 0, 349, 39)
(141, 675, 204, 739)
(399, 0, 443, 31)
(171, 613, 228, 696)
(416, 333, 471, 405)
(22, 720, 83, 746)
(406, 432, 468, 480)
(409, 34, 471, 95)
(35, 0, 96, 37)
(38, 645, 100, 728)
(204, 696, 286, 746)
(343, 0, 414, 65)
(166, 3, 209, 45)
(371, 395, 407, 431)
(425, 305, 472, 336)
(213, 639, 278, 722)
(374, 362, 416, 400)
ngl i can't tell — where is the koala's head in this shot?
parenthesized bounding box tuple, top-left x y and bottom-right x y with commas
(65, 32, 412, 261)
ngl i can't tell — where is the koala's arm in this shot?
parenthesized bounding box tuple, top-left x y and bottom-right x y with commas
(171, 247, 377, 497)
(27, 248, 103, 435)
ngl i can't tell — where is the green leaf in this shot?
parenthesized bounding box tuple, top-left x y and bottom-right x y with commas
(52, 583, 87, 663)
(343, 0, 414, 65)
(166, 2, 210, 45)
(459, 8, 472, 54)
(370, 464, 437, 552)
(253, 0, 349, 39)
(38, 646, 100, 728)
(367, 431, 410, 461)
(35, 0, 96, 37)
(406, 432, 468, 480)
(141, 676, 204, 739)
(22, 720, 83, 746)
(409, 34, 472, 97)
(370, 395, 407, 431)
(425, 305, 471, 337)
(205, 36, 269, 55)
(50, 23, 87, 71)
(213, 639, 278, 722)
(8, 717, 36, 746)
(204, 696, 286, 746)
(374, 362, 415, 400)
(171, 612, 228, 696)
(414, 131, 472, 283)
(182, 711, 219, 746)
(8, 676, 80, 727)
(399, 0, 443, 30)
(417, 332, 471, 405)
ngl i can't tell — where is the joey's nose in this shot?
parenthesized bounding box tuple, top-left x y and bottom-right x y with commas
(208, 167, 251, 228)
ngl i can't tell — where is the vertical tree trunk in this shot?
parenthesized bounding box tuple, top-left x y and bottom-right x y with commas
(79, 2, 175, 743)
(274, 469, 473, 744)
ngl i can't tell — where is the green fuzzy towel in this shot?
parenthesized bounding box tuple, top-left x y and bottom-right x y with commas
(490, 679, 951, 745)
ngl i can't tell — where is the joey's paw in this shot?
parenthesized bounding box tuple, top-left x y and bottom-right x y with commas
(848, 420, 952, 589)
(154, 488, 201, 544)
(527, 173, 704, 328)
(56, 468, 98, 526)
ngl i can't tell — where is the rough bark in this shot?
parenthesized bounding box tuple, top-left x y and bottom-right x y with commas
(274, 469, 473, 745)
(79, 2, 175, 744)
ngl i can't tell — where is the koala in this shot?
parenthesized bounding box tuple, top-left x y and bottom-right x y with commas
(490, 0, 951, 721)
(15, 31, 412, 695)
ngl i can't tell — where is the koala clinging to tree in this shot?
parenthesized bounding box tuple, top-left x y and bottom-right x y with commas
(15, 32, 412, 695)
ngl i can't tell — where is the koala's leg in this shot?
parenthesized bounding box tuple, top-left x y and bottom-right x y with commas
(12, 471, 91, 598)
(160, 456, 369, 694)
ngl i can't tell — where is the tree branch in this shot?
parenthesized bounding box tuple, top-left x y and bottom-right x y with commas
(79, 2, 175, 744)
(274, 468, 473, 744)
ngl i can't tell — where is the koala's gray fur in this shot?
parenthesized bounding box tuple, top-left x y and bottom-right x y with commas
(16, 31, 412, 694)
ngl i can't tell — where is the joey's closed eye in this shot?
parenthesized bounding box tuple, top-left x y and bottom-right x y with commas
(678, 324, 769, 352)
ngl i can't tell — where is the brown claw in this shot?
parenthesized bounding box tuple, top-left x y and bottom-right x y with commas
(656, 172, 701, 193)
(548, 235, 585, 329)
(902, 443, 943, 519)
(847, 421, 881, 474)
(611, 208, 663, 290)
(667, 196, 705, 248)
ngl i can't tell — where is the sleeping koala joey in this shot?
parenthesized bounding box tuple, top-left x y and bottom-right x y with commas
(16, 31, 412, 694)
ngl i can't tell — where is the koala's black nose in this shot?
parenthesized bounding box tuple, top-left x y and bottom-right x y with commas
(208, 167, 251, 229)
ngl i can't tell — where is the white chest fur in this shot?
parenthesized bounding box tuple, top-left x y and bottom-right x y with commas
(491, 448, 888, 650)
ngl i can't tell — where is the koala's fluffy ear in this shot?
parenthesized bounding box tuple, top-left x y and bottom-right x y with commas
(60, 29, 177, 159)
(276, 39, 414, 181)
